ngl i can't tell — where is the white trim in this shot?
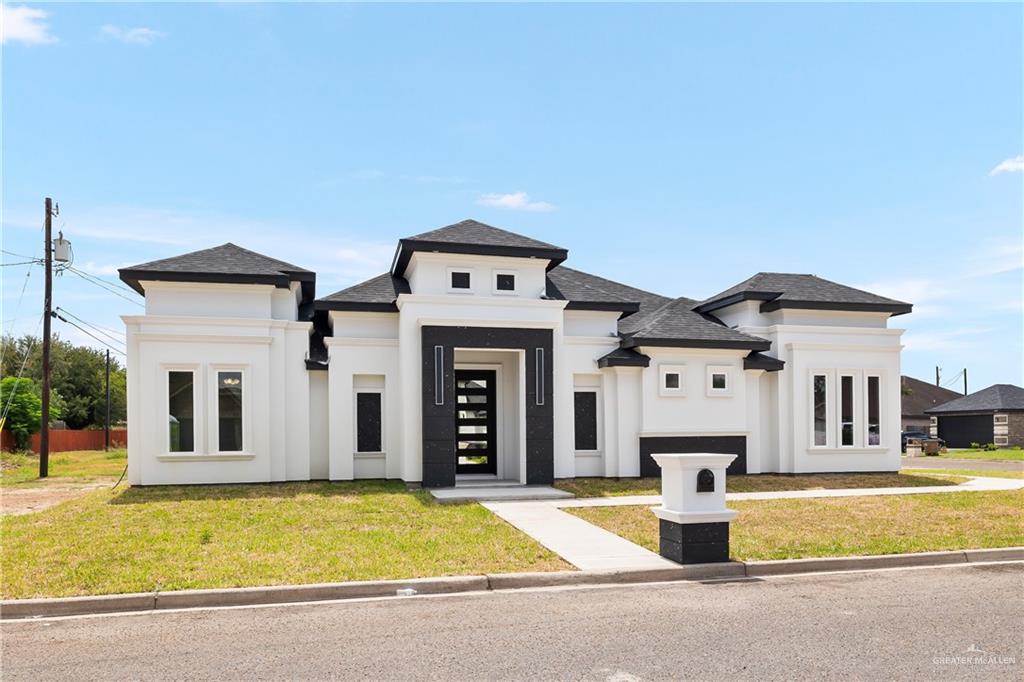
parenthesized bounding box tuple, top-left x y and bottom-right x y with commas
(210, 366, 248, 455)
(122, 315, 310, 330)
(491, 269, 519, 296)
(562, 336, 619, 346)
(138, 333, 273, 345)
(744, 324, 903, 336)
(809, 371, 831, 448)
(324, 337, 399, 347)
(165, 366, 199, 455)
(446, 267, 474, 293)
(157, 453, 255, 462)
(786, 343, 902, 352)
(138, 281, 277, 295)
(399, 295, 567, 311)
(652, 507, 738, 524)
(863, 372, 884, 448)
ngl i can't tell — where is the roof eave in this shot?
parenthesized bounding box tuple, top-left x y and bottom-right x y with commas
(314, 300, 399, 313)
(117, 269, 293, 294)
(694, 291, 779, 314)
(391, 238, 568, 277)
(621, 336, 771, 352)
(759, 299, 913, 316)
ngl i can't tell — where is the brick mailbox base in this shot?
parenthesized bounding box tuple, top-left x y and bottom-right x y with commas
(658, 520, 730, 564)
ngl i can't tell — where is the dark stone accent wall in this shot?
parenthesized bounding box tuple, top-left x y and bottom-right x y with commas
(355, 392, 382, 453)
(1007, 413, 1024, 448)
(936, 414, 994, 448)
(639, 436, 747, 477)
(659, 520, 730, 564)
(573, 391, 598, 451)
(421, 326, 553, 488)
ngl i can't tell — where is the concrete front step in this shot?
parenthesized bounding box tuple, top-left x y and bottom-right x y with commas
(430, 485, 575, 502)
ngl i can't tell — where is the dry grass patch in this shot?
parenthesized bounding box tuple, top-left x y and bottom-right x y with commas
(1, 449, 127, 488)
(554, 471, 962, 498)
(1, 480, 568, 599)
(568, 490, 1024, 560)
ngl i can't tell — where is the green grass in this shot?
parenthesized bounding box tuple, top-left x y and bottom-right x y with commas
(553, 471, 963, 498)
(931, 448, 1024, 462)
(0, 480, 568, 599)
(1, 448, 127, 487)
(568, 489, 1024, 561)
(902, 467, 1024, 480)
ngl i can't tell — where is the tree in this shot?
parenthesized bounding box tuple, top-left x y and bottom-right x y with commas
(1, 334, 125, 430)
(0, 377, 61, 450)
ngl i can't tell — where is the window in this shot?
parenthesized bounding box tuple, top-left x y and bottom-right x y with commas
(356, 391, 383, 453)
(712, 373, 727, 390)
(813, 374, 827, 446)
(574, 391, 598, 451)
(866, 375, 880, 446)
(450, 271, 471, 290)
(840, 375, 854, 447)
(217, 371, 244, 452)
(706, 366, 732, 396)
(535, 348, 545, 406)
(493, 271, 517, 294)
(660, 365, 685, 396)
(168, 370, 195, 453)
(994, 435, 1009, 446)
(994, 414, 1008, 425)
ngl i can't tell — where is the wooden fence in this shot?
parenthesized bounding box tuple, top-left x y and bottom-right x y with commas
(1, 429, 127, 453)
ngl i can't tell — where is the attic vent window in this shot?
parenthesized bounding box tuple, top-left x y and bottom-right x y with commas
(496, 274, 515, 291)
(450, 271, 471, 290)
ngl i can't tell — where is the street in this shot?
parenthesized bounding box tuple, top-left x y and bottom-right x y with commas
(2, 563, 1021, 681)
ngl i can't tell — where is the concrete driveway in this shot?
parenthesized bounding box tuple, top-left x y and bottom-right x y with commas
(3, 563, 1021, 680)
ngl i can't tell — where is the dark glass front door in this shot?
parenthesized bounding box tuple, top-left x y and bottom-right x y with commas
(455, 370, 497, 474)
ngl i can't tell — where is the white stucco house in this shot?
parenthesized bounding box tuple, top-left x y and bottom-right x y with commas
(119, 220, 912, 487)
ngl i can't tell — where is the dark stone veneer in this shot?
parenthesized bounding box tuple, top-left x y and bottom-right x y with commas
(639, 435, 747, 477)
(420, 326, 553, 488)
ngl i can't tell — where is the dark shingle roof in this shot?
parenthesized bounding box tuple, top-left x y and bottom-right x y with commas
(546, 266, 670, 317)
(597, 347, 651, 368)
(119, 243, 315, 301)
(620, 298, 771, 351)
(695, 273, 912, 316)
(925, 384, 1024, 414)
(315, 273, 410, 312)
(901, 376, 964, 418)
(392, 219, 568, 276)
(744, 352, 785, 371)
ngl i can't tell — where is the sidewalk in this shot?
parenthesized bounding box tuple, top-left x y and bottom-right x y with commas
(486, 475, 1024, 569)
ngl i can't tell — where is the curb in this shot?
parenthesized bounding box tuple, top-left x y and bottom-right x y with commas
(2, 548, 1021, 620)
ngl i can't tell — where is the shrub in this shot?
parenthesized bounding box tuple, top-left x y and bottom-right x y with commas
(969, 442, 982, 449)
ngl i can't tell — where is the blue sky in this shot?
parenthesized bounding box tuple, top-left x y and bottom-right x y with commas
(3, 2, 1021, 392)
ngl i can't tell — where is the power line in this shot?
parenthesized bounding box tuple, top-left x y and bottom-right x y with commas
(0, 260, 40, 267)
(52, 312, 126, 356)
(66, 265, 138, 297)
(63, 267, 144, 308)
(54, 307, 126, 348)
(0, 312, 44, 425)
(1, 249, 39, 260)
(0, 265, 34, 367)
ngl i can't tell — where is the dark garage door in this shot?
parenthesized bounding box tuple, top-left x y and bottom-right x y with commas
(937, 415, 993, 448)
(639, 436, 747, 477)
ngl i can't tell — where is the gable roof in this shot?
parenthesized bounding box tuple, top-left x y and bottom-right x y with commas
(901, 376, 963, 418)
(619, 297, 771, 351)
(315, 273, 410, 312)
(391, 219, 568, 276)
(546, 266, 670, 317)
(119, 243, 315, 302)
(695, 272, 912, 316)
(925, 384, 1024, 414)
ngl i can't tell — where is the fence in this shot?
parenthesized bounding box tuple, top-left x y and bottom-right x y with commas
(1, 429, 127, 453)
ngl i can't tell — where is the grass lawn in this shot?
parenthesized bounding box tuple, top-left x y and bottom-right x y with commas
(553, 471, 963, 498)
(1, 480, 568, 599)
(567, 490, 1024, 561)
(931, 448, 1024, 462)
(1, 448, 127, 487)
(903, 467, 1024, 480)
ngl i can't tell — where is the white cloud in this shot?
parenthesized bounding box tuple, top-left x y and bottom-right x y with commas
(902, 327, 993, 352)
(99, 24, 165, 46)
(1, 4, 58, 45)
(477, 191, 556, 212)
(964, 237, 1023, 278)
(989, 155, 1024, 176)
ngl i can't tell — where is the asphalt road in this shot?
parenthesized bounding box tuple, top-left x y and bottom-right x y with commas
(903, 456, 1023, 472)
(3, 564, 1021, 681)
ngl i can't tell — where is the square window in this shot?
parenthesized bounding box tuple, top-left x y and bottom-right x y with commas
(496, 273, 515, 291)
(450, 271, 471, 289)
(659, 365, 685, 396)
(665, 373, 680, 389)
(712, 373, 727, 390)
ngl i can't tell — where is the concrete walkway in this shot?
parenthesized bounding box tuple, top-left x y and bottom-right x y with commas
(902, 456, 1023, 472)
(485, 475, 1024, 570)
(481, 500, 675, 570)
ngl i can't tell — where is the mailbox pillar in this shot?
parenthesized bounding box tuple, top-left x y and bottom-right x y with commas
(650, 453, 737, 564)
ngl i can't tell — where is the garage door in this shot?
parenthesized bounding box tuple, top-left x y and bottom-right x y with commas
(937, 415, 993, 448)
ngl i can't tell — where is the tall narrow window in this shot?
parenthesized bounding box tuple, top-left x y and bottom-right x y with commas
(356, 392, 383, 453)
(867, 376, 880, 446)
(574, 391, 598, 451)
(813, 374, 827, 446)
(434, 345, 444, 406)
(218, 371, 243, 452)
(840, 375, 854, 447)
(535, 348, 545, 406)
(168, 370, 194, 452)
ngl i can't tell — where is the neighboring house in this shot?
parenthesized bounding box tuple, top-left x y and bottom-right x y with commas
(926, 384, 1024, 448)
(119, 220, 912, 487)
(900, 376, 962, 431)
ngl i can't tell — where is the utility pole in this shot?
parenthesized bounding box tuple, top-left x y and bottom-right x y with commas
(105, 349, 111, 451)
(935, 366, 940, 387)
(963, 368, 968, 396)
(40, 197, 54, 478)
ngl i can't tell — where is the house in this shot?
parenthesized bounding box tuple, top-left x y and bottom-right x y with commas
(926, 384, 1024, 448)
(900, 376, 962, 431)
(119, 219, 912, 487)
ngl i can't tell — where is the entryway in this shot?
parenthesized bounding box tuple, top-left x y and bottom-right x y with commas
(455, 370, 497, 475)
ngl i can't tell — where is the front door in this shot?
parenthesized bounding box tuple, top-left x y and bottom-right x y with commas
(455, 370, 497, 475)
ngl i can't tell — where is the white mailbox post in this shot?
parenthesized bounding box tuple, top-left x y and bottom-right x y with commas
(650, 453, 737, 564)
